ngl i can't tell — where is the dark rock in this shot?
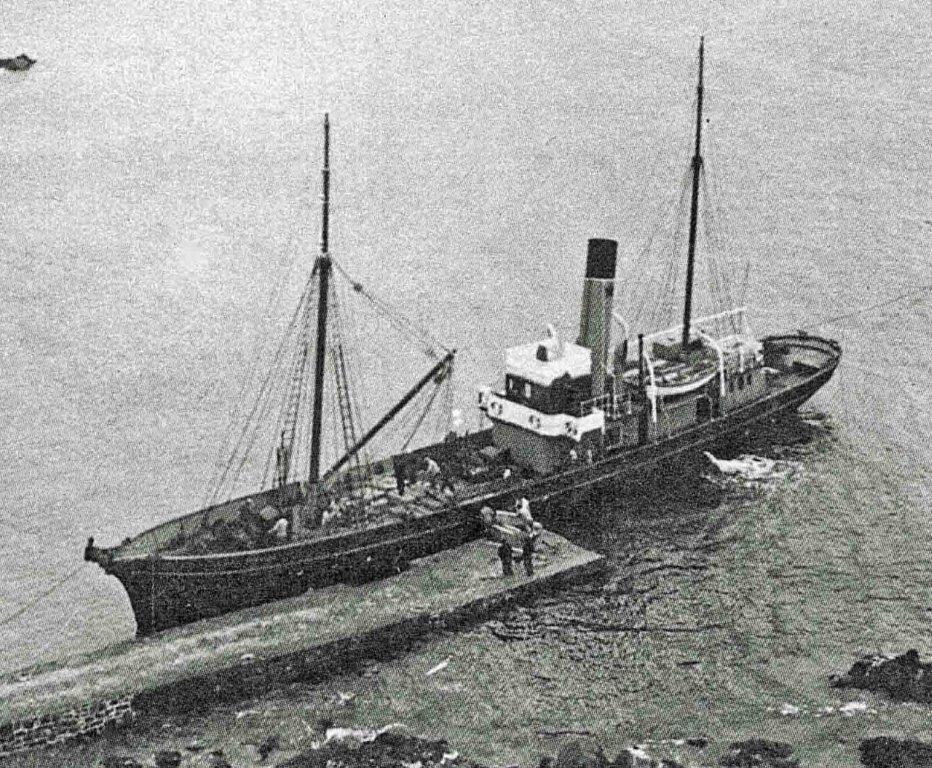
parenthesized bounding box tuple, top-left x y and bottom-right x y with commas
(0, 54, 36, 71)
(859, 737, 932, 768)
(685, 738, 708, 749)
(832, 649, 932, 703)
(208, 750, 233, 768)
(556, 741, 607, 768)
(278, 732, 485, 768)
(719, 739, 799, 768)
(315, 716, 335, 733)
(259, 734, 280, 760)
(153, 750, 183, 768)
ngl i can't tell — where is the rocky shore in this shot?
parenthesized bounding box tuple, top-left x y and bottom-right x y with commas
(858, 737, 932, 768)
(96, 729, 932, 768)
(831, 649, 932, 703)
(97, 732, 810, 768)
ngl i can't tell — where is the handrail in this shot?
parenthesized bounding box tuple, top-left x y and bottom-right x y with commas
(643, 307, 748, 344)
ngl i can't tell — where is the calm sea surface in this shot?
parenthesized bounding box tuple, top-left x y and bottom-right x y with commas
(1, 0, 930, 729)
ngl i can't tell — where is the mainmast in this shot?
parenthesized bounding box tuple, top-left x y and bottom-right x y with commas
(681, 36, 705, 351)
(308, 113, 332, 489)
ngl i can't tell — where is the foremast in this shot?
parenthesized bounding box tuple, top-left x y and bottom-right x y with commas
(309, 113, 332, 489)
(681, 36, 705, 351)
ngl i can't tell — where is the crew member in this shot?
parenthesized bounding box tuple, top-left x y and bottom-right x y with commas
(522, 529, 535, 577)
(424, 457, 441, 486)
(497, 539, 514, 577)
(394, 460, 407, 496)
(515, 497, 533, 531)
(270, 517, 289, 542)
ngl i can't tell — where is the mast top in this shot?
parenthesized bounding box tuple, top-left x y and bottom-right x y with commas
(319, 112, 331, 261)
(680, 36, 706, 351)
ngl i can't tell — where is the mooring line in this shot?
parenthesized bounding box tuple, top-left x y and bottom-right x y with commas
(0, 566, 82, 628)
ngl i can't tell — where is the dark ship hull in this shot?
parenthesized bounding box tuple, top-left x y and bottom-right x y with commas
(100, 505, 482, 636)
(89, 332, 838, 636)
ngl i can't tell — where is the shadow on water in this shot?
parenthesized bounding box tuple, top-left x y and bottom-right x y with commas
(485, 411, 835, 644)
(540, 409, 834, 562)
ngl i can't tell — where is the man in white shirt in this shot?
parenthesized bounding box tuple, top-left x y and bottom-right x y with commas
(270, 517, 289, 542)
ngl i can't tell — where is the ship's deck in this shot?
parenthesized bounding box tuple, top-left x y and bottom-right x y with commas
(109, 333, 839, 561)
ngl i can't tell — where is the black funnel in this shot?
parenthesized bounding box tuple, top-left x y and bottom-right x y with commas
(585, 238, 618, 280)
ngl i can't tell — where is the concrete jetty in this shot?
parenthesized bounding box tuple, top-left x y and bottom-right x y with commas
(0, 531, 604, 758)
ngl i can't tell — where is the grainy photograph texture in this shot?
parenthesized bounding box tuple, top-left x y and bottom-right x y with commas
(1, 1, 929, 766)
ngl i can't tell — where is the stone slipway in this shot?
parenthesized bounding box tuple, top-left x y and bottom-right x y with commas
(0, 532, 603, 757)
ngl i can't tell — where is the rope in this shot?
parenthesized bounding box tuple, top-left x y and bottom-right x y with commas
(400, 377, 445, 452)
(0, 566, 83, 628)
(330, 258, 447, 358)
(205, 275, 315, 504)
(805, 283, 932, 330)
(202, 187, 312, 504)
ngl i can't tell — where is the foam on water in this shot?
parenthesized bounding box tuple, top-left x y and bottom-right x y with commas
(702, 451, 802, 487)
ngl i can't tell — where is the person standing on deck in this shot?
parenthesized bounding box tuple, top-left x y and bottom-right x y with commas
(394, 460, 407, 496)
(424, 457, 441, 487)
(516, 497, 533, 531)
(497, 539, 514, 577)
(270, 517, 289, 542)
(522, 529, 535, 576)
(439, 464, 455, 494)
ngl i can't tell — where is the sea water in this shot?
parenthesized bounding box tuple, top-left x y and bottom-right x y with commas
(0, 0, 930, 728)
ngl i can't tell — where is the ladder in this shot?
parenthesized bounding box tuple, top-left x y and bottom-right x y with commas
(276, 291, 316, 488)
(332, 343, 373, 506)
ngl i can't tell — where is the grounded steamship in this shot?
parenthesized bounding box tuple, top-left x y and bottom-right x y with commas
(86, 40, 840, 635)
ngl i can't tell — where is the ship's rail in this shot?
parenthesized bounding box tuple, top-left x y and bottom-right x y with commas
(578, 391, 634, 419)
(641, 307, 751, 345)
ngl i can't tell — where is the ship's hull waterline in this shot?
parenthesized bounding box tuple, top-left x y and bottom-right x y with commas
(91, 333, 839, 636)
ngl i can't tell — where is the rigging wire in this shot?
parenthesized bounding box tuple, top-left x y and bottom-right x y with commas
(621, 73, 698, 311)
(203, 192, 313, 505)
(699, 172, 731, 318)
(400, 378, 445, 452)
(205, 275, 315, 503)
(628, 88, 699, 331)
(803, 284, 932, 330)
(330, 258, 447, 358)
(699, 148, 739, 318)
(263, 276, 320, 488)
(0, 566, 83, 629)
(650, 167, 693, 330)
(214, 280, 311, 501)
